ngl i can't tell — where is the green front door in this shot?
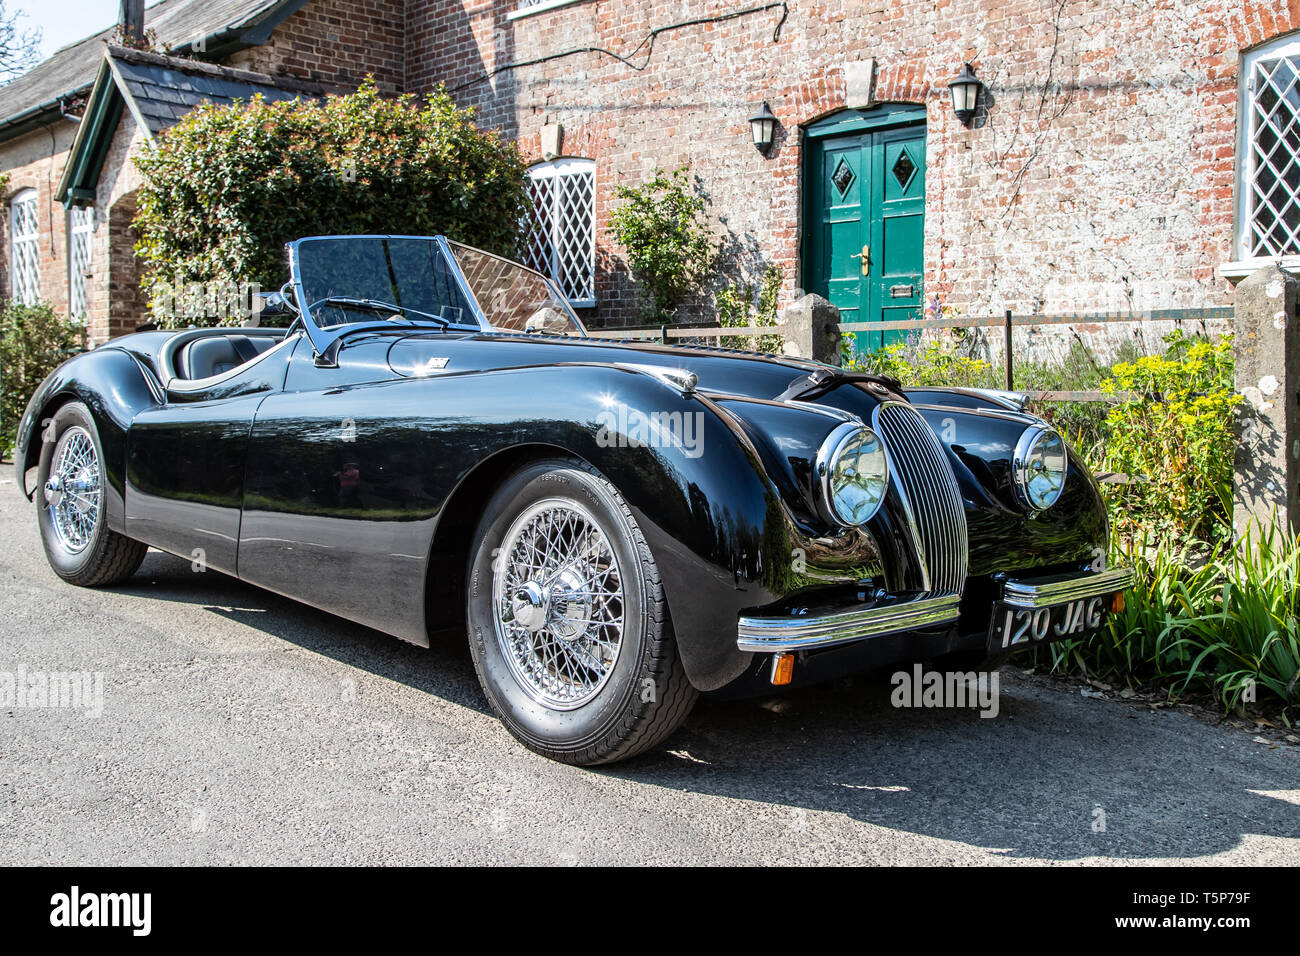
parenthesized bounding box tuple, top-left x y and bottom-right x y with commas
(804, 108, 926, 353)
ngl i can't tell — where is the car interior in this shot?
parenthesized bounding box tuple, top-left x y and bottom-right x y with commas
(166, 329, 290, 382)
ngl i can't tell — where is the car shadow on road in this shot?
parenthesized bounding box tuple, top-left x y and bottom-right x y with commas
(610, 676, 1300, 861)
(113, 550, 492, 716)
(117, 550, 1299, 862)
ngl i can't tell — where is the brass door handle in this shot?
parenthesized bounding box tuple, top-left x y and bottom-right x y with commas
(849, 245, 870, 275)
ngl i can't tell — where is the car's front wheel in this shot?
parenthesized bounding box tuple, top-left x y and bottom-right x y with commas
(36, 402, 146, 587)
(466, 458, 697, 765)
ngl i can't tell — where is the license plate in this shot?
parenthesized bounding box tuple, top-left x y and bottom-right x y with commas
(988, 596, 1113, 652)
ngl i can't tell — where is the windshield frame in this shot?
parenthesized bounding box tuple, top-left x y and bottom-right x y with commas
(286, 234, 488, 362)
(286, 235, 589, 363)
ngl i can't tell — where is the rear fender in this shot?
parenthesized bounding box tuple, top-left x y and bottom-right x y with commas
(14, 348, 161, 532)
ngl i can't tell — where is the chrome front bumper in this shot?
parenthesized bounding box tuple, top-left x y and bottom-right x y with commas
(734, 568, 1134, 655)
(736, 592, 962, 653)
(1000, 568, 1134, 608)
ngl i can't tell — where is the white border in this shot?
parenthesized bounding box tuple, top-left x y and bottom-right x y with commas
(507, 0, 592, 21)
(1234, 34, 1300, 265)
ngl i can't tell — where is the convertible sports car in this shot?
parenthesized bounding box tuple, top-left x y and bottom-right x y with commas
(15, 235, 1131, 764)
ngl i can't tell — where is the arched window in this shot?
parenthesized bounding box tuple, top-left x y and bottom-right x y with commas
(522, 158, 596, 307)
(9, 188, 40, 305)
(1239, 34, 1300, 260)
(68, 204, 94, 318)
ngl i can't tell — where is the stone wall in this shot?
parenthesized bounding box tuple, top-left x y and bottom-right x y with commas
(402, 0, 1298, 326)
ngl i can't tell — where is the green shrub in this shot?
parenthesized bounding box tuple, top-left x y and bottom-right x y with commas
(850, 336, 996, 387)
(608, 167, 716, 323)
(0, 302, 83, 458)
(716, 265, 783, 353)
(1036, 525, 1300, 718)
(133, 79, 528, 327)
(1097, 331, 1240, 544)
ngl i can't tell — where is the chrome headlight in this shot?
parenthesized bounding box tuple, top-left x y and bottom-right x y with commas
(818, 423, 889, 526)
(1014, 425, 1068, 512)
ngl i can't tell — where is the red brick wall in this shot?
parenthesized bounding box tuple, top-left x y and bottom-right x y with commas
(227, 0, 406, 93)
(403, 0, 1300, 326)
(0, 123, 81, 322)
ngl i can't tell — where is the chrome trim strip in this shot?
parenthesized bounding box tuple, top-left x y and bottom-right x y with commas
(162, 332, 299, 392)
(737, 592, 962, 653)
(614, 363, 698, 395)
(1001, 568, 1134, 608)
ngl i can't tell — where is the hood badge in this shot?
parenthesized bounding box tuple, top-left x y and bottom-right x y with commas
(419, 356, 450, 375)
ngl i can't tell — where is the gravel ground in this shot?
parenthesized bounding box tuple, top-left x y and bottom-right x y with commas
(2, 462, 1297, 865)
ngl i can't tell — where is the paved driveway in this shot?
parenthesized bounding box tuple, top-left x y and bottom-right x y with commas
(2, 462, 1297, 865)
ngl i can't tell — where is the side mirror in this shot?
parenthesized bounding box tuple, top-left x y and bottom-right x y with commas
(252, 290, 298, 326)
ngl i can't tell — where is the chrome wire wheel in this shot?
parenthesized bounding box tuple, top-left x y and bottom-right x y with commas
(43, 425, 101, 555)
(492, 498, 626, 710)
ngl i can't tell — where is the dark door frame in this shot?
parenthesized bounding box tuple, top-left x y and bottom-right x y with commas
(799, 103, 928, 343)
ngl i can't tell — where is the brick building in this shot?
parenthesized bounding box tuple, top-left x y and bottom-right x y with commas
(1, 0, 1298, 342)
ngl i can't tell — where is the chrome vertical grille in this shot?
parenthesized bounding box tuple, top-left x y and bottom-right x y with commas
(872, 402, 969, 594)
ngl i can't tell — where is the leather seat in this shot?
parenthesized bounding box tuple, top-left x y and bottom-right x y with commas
(177, 334, 277, 380)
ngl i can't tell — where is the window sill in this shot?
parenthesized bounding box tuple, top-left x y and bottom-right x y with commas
(1219, 257, 1300, 283)
(507, 0, 593, 20)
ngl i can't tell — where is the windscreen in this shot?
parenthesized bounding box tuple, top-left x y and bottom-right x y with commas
(293, 236, 476, 328)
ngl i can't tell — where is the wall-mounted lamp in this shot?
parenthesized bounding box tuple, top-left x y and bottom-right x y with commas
(749, 101, 778, 155)
(947, 63, 984, 125)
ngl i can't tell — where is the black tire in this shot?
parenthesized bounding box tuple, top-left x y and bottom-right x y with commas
(35, 402, 146, 587)
(466, 458, 697, 765)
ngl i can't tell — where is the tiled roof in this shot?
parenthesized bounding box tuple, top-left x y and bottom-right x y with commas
(0, 0, 313, 135)
(109, 47, 329, 136)
(57, 47, 332, 204)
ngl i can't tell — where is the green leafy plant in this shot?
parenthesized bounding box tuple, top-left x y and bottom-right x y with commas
(1098, 331, 1240, 544)
(850, 337, 995, 387)
(0, 302, 83, 458)
(133, 78, 528, 327)
(716, 265, 783, 353)
(1036, 524, 1300, 720)
(608, 167, 716, 323)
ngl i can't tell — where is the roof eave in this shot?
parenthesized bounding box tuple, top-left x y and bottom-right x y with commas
(167, 0, 314, 58)
(0, 90, 90, 144)
(54, 58, 123, 207)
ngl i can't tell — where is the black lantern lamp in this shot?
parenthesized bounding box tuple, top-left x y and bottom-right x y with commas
(947, 63, 983, 125)
(749, 101, 778, 154)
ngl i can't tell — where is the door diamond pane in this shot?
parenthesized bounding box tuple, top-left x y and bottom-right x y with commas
(892, 150, 916, 191)
(831, 157, 854, 198)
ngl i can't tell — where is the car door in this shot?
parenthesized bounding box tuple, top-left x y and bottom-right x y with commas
(124, 332, 301, 574)
(234, 334, 467, 644)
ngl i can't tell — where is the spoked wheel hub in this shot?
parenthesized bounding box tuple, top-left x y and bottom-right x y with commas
(492, 499, 625, 710)
(45, 426, 101, 555)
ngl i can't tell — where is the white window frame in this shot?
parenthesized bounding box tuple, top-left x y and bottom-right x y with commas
(67, 204, 94, 319)
(523, 158, 596, 308)
(507, 0, 592, 20)
(1225, 34, 1300, 277)
(9, 188, 40, 306)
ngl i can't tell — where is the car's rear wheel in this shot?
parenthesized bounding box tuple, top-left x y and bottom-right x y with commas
(36, 402, 146, 587)
(466, 458, 696, 765)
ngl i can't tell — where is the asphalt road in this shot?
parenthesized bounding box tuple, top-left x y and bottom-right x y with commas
(1, 462, 1297, 865)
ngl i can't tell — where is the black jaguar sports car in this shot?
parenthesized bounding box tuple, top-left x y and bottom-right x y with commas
(15, 235, 1130, 764)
